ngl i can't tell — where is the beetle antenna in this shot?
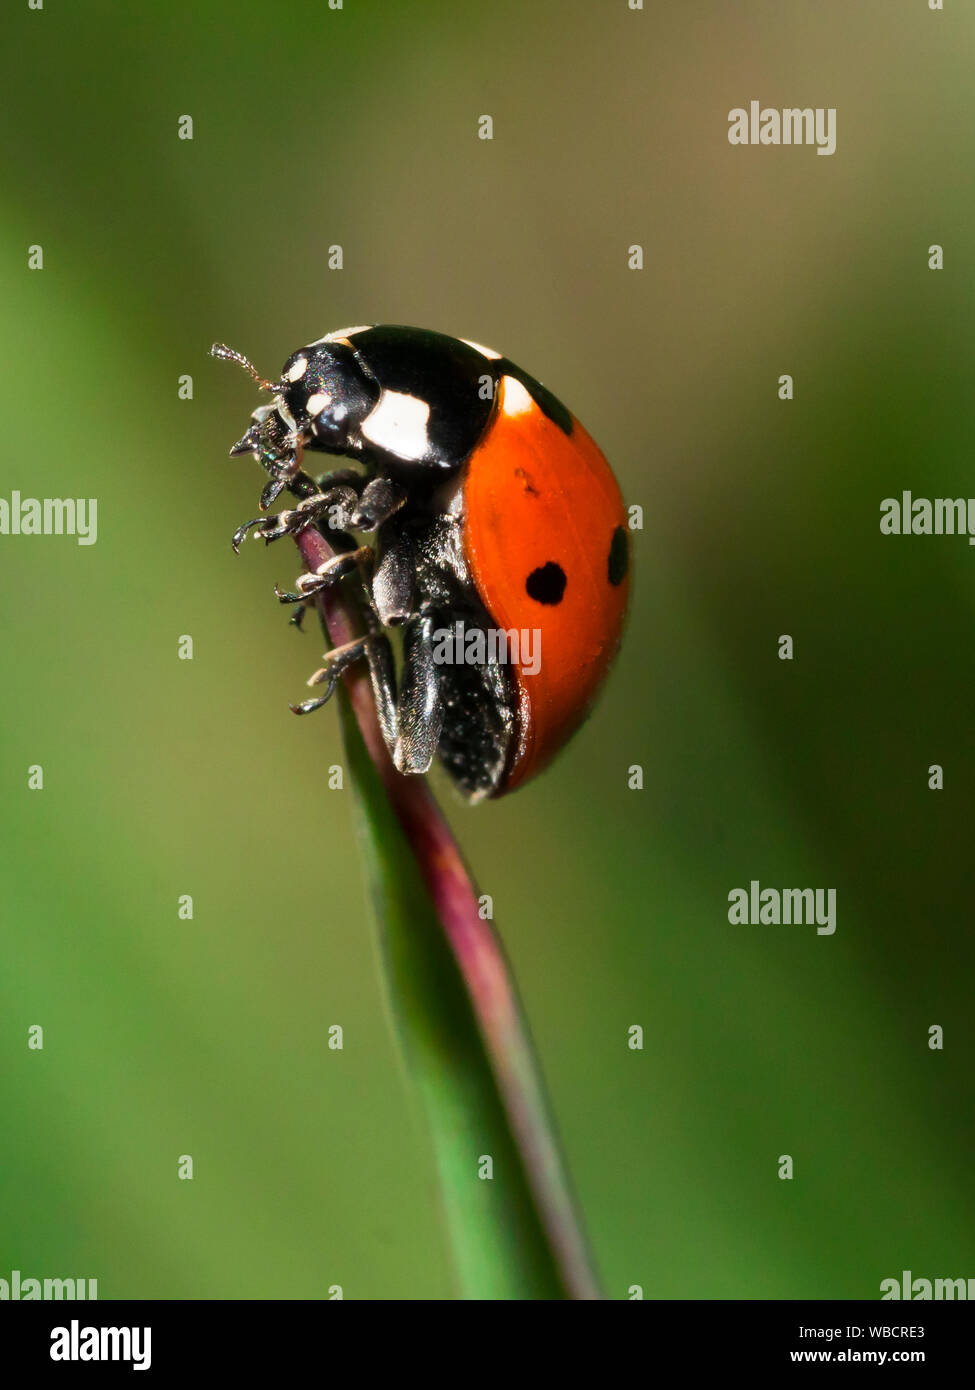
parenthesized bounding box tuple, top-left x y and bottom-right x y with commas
(210, 342, 280, 393)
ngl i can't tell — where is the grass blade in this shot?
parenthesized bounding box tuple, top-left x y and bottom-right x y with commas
(297, 523, 602, 1300)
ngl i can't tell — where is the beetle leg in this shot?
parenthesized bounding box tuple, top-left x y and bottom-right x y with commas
(273, 546, 373, 605)
(371, 530, 416, 627)
(362, 627, 398, 751)
(259, 474, 290, 510)
(293, 632, 398, 751)
(350, 476, 407, 531)
(231, 482, 364, 553)
(294, 636, 373, 712)
(291, 615, 442, 778)
(393, 614, 444, 775)
(311, 467, 366, 494)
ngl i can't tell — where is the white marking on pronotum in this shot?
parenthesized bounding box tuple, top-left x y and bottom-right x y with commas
(462, 338, 502, 360)
(361, 391, 431, 459)
(501, 376, 533, 416)
(286, 356, 308, 381)
(305, 393, 328, 416)
(313, 326, 372, 344)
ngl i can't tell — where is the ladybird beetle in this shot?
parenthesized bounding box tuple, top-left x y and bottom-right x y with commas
(212, 325, 629, 799)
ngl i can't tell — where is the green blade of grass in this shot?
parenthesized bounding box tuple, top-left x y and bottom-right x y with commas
(296, 523, 602, 1301)
(338, 691, 565, 1298)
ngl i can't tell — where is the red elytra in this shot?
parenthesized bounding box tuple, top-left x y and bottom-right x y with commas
(463, 375, 630, 792)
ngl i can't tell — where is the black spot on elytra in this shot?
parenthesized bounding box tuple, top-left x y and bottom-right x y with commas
(608, 526, 628, 586)
(526, 562, 567, 605)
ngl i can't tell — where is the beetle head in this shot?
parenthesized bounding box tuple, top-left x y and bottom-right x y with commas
(211, 339, 379, 470)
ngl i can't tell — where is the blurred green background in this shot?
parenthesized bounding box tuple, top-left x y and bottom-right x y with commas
(2, 0, 973, 1299)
